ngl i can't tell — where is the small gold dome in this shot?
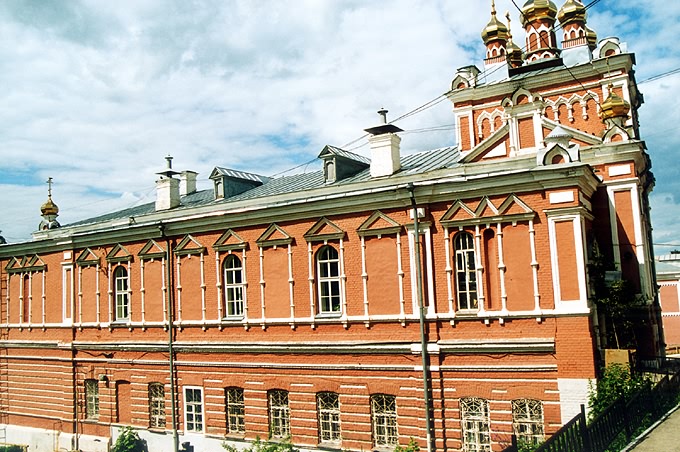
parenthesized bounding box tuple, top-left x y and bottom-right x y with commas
(521, 0, 558, 26)
(600, 85, 630, 120)
(586, 26, 598, 50)
(40, 196, 59, 217)
(505, 12, 523, 67)
(481, 1, 509, 44)
(557, 0, 586, 25)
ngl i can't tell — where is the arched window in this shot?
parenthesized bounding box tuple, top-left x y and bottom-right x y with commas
(114, 266, 130, 321)
(223, 255, 244, 317)
(268, 390, 290, 438)
(317, 392, 341, 444)
(148, 382, 166, 428)
(512, 399, 544, 445)
(371, 394, 398, 447)
(316, 246, 341, 314)
(226, 387, 245, 433)
(454, 232, 478, 310)
(461, 397, 491, 451)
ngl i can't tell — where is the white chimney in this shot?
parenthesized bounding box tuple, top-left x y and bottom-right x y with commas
(180, 170, 198, 196)
(364, 109, 403, 178)
(155, 155, 181, 211)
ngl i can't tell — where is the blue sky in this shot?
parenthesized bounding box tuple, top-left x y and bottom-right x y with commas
(0, 0, 679, 257)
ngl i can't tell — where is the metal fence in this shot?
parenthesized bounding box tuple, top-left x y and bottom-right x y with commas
(502, 357, 680, 452)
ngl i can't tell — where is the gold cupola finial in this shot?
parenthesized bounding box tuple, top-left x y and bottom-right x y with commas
(506, 11, 524, 68)
(39, 176, 61, 230)
(600, 83, 631, 121)
(481, 0, 509, 45)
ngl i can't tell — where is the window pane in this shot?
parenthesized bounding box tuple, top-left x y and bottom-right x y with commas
(149, 383, 166, 428)
(371, 394, 398, 447)
(269, 390, 290, 438)
(227, 388, 245, 434)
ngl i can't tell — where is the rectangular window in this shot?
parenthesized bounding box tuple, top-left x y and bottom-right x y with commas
(114, 266, 130, 321)
(317, 246, 342, 314)
(461, 397, 491, 452)
(318, 392, 341, 444)
(184, 387, 204, 433)
(227, 387, 245, 434)
(85, 379, 99, 419)
(223, 255, 244, 317)
(454, 232, 478, 310)
(149, 383, 166, 428)
(512, 399, 544, 446)
(371, 394, 398, 448)
(268, 390, 290, 438)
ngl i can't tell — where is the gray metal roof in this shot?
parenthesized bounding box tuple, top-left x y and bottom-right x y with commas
(65, 145, 460, 228)
(210, 167, 271, 183)
(321, 145, 371, 165)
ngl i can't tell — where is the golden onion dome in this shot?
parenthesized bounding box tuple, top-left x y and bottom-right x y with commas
(481, 1, 509, 44)
(505, 12, 524, 67)
(557, 0, 586, 25)
(586, 26, 598, 49)
(521, 0, 558, 27)
(600, 85, 630, 120)
(40, 196, 59, 217)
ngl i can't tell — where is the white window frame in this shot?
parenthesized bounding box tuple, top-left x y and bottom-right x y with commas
(454, 232, 478, 311)
(512, 399, 544, 446)
(113, 265, 130, 321)
(371, 394, 398, 448)
(316, 246, 342, 315)
(226, 387, 245, 434)
(317, 391, 341, 444)
(460, 397, 491, 452)
(223, 255, 245, 318)
(184, 386, 204, 433)
(149, 382, 166, 429)
(85, 379, 99, 419)
(268, 389, 290, 438)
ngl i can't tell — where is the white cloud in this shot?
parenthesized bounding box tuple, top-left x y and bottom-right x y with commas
(0, 0, 679, 253)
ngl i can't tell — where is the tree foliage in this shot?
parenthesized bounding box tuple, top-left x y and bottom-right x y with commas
(111, 426, 148, 452)
(588, 247, 645, 349)
(223, 436, 298, 452)
(394, 437, 420, 452)
(587, 363, 650, 419)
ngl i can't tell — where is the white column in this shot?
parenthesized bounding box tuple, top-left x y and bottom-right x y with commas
(396, 232, 406, 325)
(529, 220, 541, 313)
(215, 251, 222, 320)
(360, 236, 370, 324)
(444, 227, 455, 315)
(307, 242, 315, 328)
(474, 225, 486, 314)
(497, 223, 508, 314)
(288, 244, 295, 328)
(259, 247, 266, 329)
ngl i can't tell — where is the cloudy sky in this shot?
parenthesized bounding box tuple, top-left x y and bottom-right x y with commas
(0, 0, 679, 256)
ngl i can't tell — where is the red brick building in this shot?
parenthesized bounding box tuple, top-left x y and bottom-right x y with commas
(0, 1, 663, 451)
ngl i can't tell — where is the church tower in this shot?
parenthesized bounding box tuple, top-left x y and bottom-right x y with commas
(521, 0, 560, 62)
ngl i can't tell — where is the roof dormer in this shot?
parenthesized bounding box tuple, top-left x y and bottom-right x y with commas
(209, 167, 270, 199)
(318, 145, 370, 184)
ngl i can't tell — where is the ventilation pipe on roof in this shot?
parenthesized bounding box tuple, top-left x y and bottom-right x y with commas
(365, 109, 403, 178)
(180, 170, 198, 196)
(156, 155, 181, 211)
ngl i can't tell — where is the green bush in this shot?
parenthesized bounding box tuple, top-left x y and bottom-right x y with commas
(0, 446, 27, 452)
(588, 363, 650, 419)
(394, 437, 420, 452)
(111, 426, 148, 452)
(223, 436, 298, 452)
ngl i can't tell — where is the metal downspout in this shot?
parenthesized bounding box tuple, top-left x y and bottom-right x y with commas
(160, 224, 179, 452)
(408, 183, 434, 452)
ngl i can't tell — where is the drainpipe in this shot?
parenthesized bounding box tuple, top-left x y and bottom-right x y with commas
(408, 183, 434, 452)
(160, 224, 179, 452)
